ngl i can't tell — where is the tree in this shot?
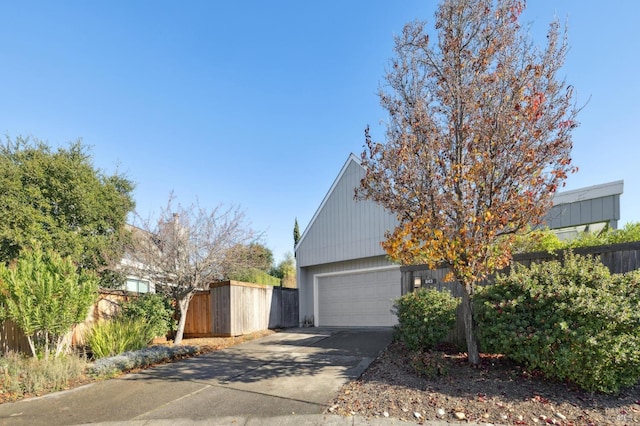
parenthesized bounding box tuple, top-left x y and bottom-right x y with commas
(129, 196, 256, 344)
(0, 245, 99, 358)
(271, 252, 296, 288)
(293, 218, 300, 249)
(222, 242, 274, 278)
(0, 137, 135, 286)
(357, 0, 579, 364)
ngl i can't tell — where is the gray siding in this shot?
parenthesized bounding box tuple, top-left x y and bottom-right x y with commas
(544, 194, 621, 229)
(544, 181, 623, 229)
(296, 157, 398, 268)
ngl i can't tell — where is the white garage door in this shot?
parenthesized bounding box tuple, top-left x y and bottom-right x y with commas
(316, 268, 401, 327)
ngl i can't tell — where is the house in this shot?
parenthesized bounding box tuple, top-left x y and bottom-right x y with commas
(295, 153, 623, 328)
(119, 224, 158, 294)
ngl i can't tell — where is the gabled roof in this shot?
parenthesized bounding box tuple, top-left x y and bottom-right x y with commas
(295, 153, 398, 267)
(295, 153, 361, 251)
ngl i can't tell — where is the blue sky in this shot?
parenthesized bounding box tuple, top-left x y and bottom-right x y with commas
(1, 1, 639, 262)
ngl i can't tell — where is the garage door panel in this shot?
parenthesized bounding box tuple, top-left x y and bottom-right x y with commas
(317, 269, 400, 327)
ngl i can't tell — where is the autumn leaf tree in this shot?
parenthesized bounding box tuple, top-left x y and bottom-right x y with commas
(128, 196, 257, 345)
(357, 0, 579, 364)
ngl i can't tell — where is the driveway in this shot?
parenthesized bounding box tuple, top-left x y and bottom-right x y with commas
(0, 327, 393, 425)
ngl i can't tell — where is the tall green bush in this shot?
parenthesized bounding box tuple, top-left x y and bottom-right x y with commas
(475, 252, 640, 393)
(85, 317, 151, 359)
(0, 246, 98, 359)
(120, 293, 176, 340)
(392, 288, 459, 351)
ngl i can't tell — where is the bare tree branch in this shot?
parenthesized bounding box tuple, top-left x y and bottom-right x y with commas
(125, 194, 257, 344)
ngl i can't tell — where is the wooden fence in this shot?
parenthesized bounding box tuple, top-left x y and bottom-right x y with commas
(401, 241, 640, 349)
(1, 280, 300, 354)
(197, 281, 298, 337)
(184, 291, 212, 337)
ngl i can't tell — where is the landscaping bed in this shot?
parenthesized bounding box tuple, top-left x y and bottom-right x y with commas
(328, 341, 640, 425)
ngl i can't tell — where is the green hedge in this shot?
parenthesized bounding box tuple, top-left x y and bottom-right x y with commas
(511, 221, 640, 254)
(228, 268, 281, 286)
(392, 288, 459, 351)
(475, 252, 640, 393)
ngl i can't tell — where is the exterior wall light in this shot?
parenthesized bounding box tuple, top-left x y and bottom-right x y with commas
(413, 276, 422, 288)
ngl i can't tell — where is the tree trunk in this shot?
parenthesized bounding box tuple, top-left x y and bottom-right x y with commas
(461, 287, 480, 364)
(173, 293, 194, 345)
(26, 336, 37, 359)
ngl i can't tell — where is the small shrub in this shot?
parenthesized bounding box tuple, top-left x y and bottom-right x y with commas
(121, 293, 176, 339)
(408, 350, 447, 378)
(393, 288, 459, 351)
(0, 351, 86, 395)
(475, 252, 640, 393)
(85, 317, 151, 359)
(88, 345, 199, 376)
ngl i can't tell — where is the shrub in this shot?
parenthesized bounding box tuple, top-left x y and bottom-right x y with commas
(475, 252, 640, 393)
(0, 245, 98, 359)
(392, 288, 459, 351)
(120, 293, 176, 339)
(511, 221, 640, 254)
(0, 351, 86, 395)
(511, 227, 564, 254)
(85, 317, 152, 359)
(88, 345, 199, 376)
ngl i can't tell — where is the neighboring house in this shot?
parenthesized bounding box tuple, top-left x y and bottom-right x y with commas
(542, 180, 623, 239)
(295, 153, 623, 328)
(119, 224, 157, 294)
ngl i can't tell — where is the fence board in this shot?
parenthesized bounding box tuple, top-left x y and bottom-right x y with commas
(183, 292, 211, 338)
(204, 281, 298, 337)
(0, 319, 31, 355)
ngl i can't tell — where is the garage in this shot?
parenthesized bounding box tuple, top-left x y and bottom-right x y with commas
(315, 268, 401, 327)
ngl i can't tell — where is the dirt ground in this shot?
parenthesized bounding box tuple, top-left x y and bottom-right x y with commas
(327, 341, 640, 425)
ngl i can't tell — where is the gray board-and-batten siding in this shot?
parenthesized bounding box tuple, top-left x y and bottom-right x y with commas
(296, 155, 397, 268)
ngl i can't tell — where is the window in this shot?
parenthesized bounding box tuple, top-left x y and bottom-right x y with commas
(125, 278, 150, 293)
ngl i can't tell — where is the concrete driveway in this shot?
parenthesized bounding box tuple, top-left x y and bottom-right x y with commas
(0, 327, 393, 425)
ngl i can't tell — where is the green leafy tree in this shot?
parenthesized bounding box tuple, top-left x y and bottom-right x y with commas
(0, 245, 99, 358)
(0, 136, 135, 286)
(223, 243, 274, 277)
(271, 252, 296, 288)
(357, 0, 579, 364)
(293, 218, 300, 249)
